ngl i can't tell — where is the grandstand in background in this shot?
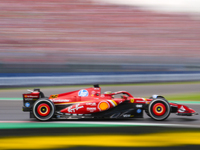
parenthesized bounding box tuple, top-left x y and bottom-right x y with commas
(0, 0, 200, 73)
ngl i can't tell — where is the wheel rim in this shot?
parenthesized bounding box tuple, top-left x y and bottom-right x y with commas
(152, 103, 166, 116)
(148, 99, 171, 121)
(37, 103, 50, 117)
(33, 99, 55, 121)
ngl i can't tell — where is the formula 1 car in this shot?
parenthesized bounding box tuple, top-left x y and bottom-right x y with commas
(22, 85, 198, 121)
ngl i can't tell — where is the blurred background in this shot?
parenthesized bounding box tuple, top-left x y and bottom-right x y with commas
(0, 0, 200, 73)
(1, 1, 200, 150)
(0, 0, 200, 81)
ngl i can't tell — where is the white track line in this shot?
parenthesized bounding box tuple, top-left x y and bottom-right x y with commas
(0, 120, 200, 128)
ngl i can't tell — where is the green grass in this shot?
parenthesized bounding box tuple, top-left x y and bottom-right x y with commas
(1, 81, 200, 90)
(165, 92, 200, 101)
(1, 92, 200, 101)
(0, 81, 199, 101)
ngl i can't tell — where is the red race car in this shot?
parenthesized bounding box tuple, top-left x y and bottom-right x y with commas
(22, 85, 198, 121)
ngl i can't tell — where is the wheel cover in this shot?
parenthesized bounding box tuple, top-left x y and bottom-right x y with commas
(148, 99, 171, 121)
(33, 99, 55, 121)
(37, 103, 50, 117)
(152, 103, 166, 116)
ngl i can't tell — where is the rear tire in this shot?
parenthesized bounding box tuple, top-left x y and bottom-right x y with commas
(148, 99, 171, 121)
(33, 99, 55, 121)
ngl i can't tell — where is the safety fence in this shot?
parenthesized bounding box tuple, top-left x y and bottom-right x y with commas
(1, 72, 200, 86)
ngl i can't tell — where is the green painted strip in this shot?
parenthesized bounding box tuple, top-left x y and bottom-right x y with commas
(1, 81, 200, 91)
(0, 98, 22, 100)
(169, 101, 200, 104)
(1, 121, 200, 130)
(0, 122, 139, 129)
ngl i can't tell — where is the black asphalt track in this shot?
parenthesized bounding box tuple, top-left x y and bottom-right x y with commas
(0, 100, 199, 125)
(1, 83, 200, 150)
(0, 83, 200, 125)
(1, 83, 200, 98)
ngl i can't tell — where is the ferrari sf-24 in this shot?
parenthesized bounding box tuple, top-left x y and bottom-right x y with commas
(22, 85, 198, 121)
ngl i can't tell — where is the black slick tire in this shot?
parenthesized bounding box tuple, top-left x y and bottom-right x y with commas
(33, 99, 55, 121)
(148, 99, 171, 121)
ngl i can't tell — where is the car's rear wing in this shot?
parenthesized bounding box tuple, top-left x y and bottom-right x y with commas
(22, 89, 45, 112)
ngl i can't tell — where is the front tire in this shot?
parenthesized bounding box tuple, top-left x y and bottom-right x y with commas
(33, 99, 55, 121)
(148, 99, 171, 121)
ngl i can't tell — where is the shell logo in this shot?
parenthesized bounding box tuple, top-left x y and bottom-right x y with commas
(50, 94, 58, 99)
(98, 101, 110, 111)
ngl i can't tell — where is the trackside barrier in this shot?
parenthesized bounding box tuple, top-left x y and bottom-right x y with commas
(0, 73, 200, 86)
